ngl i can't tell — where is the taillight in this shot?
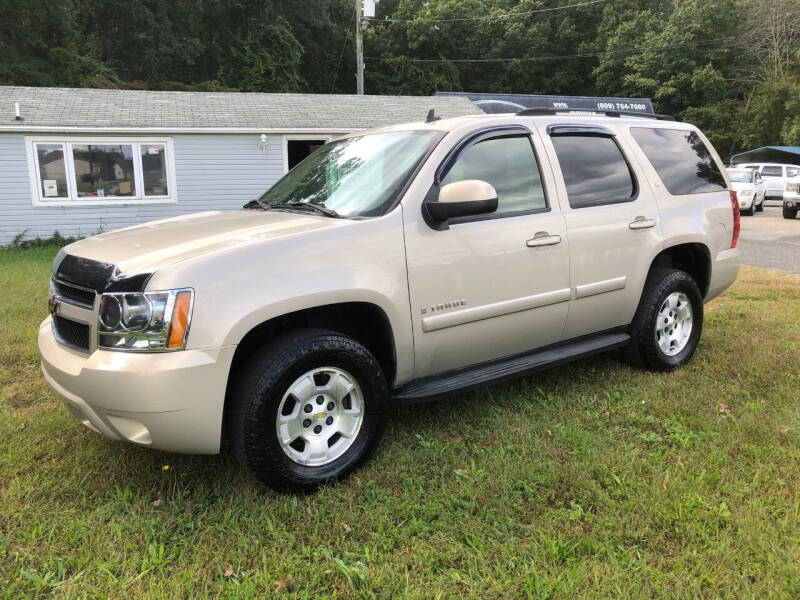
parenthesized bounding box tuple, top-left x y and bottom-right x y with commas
(729, 190, 740, 248)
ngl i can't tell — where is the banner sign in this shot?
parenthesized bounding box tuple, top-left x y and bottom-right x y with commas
(435, 91, 654, 114)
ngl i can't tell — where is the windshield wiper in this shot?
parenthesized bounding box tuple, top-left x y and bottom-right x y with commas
(269, 202, 341, 218)
(243, 198, 269, 210)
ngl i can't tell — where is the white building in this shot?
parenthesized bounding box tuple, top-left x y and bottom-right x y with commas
(0, 86, 479, 244)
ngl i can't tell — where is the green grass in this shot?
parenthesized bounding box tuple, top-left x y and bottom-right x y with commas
(1, 247, 799, 598)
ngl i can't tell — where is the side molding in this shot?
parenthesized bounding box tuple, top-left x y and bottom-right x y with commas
(421, 287, 571, 332)
(574, 276, 627, 299)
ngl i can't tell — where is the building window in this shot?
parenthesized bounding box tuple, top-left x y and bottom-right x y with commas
(27, 138, 175, 205)
(35, 143, 69, 199)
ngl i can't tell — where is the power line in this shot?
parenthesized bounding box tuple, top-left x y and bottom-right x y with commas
(365, 35, 742, 64)
(366, 0, 611, 23)
(330, 3, 357, 93)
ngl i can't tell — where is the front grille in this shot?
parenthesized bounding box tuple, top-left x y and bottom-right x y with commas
(53, 278, 96, 308)
(53, 315, 90, 351)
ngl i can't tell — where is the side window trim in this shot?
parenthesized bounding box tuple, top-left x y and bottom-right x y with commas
(425, 126, 551, 229)
(549, 131, 639, 209)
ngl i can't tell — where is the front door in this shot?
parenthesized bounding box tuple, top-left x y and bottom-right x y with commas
(542, 125, 663, 339)
(403, 128, 571, 377)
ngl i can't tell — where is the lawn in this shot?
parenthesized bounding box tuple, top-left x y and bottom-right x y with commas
(1, 247, 799, 599)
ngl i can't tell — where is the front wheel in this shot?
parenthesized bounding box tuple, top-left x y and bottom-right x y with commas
(624, 269, 704, 371)
(784, 205, 798, 220)
(229, 329, 388, 492)
(756, 196, 764, 212)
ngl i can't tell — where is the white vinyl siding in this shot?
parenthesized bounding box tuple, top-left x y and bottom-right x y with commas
(0, 133, 286, 244)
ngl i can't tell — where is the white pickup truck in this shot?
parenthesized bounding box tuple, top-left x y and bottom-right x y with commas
(40, 110, 740, 491)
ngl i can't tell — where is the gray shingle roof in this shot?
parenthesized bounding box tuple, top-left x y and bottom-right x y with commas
(0, 86, 481, 131)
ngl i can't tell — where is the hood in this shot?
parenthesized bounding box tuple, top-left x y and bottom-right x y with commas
(63, 209, 347, 275)
(729, 181, 754, 192)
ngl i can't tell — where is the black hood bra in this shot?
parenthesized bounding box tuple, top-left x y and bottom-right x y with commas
(53, 250, 151, 293)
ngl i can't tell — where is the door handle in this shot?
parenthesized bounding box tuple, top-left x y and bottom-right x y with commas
(629, 216, 657, 230)
(526, 232, 562, 247)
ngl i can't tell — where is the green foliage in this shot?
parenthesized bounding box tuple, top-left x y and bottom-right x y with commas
(0, 0, 798, 155)
(2, 230, 82, 250)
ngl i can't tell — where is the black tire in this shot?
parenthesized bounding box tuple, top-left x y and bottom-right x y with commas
(624, 268, 704, 372)
(743, 201, 755, 216)
(784, 205, 798, 220)
(229, 329, 388, 492)
(756, 197, 764, 212)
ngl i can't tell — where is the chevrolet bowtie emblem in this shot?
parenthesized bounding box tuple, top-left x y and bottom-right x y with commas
(314, 412, 326, 419)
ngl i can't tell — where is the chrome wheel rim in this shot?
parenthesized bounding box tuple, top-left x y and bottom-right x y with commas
(275, 367, 364, 466)
(655, 292, 693, 357)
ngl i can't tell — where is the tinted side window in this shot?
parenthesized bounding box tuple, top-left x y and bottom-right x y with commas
(550, 135, 636, 209)
(761, 166, 783, 177)
(441, 135, 547, 214)
(631, 127, 726, 195)
(787, 167, 800, 178)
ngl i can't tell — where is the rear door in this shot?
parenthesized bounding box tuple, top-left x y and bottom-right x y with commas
(539, 123, 663, 339)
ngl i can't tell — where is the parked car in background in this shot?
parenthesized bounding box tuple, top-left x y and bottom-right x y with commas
(784, 177, 800, 219)
(39, 111, 740, 491)
(726, 167, 765, 215)
(740, 163, 800, 200)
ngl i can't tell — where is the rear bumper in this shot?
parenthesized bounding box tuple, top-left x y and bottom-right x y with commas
(706, 248, 740, 303)
(39, 316, 236, 454)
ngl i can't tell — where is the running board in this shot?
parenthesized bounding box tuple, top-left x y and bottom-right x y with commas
(391, 331, 630, 403)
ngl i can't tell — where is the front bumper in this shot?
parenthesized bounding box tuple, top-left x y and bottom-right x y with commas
(738, 194, 755, 209)
(784, 193, 800, 208)
(39, 316, 236, 454)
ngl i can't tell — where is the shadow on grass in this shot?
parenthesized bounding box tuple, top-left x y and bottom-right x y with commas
(53, 353, 627, 500)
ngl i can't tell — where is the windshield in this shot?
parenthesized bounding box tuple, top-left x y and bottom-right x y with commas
(727, 170, 752, 183)
(258, 130, 442, 218)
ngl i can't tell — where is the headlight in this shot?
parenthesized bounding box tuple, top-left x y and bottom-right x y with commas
(98, 289, 193, 352)
(741, 189, 753, 196)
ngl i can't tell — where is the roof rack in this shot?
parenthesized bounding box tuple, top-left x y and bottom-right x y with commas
(516, 107, 675, 121)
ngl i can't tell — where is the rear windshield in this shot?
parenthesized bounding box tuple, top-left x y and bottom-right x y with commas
(630, 127, 726, 195)
(761, 166, 783, 177)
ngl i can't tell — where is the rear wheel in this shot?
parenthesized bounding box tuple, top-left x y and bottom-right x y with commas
(625, 269, 703, 371)
(229, 329, 388, 492)
(784, 205, 798, 219)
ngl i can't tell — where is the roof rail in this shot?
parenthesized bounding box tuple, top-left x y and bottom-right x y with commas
(516, 107, 675, 121)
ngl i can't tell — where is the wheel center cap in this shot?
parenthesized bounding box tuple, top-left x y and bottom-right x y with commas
(313, 412, 326, 419)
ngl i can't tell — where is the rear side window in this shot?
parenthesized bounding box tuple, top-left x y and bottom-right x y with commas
(761, 166, 783, 177)
(550, 135, 636, 209)
(787, 167, 799, 178)
(630, 127, 726, 195)
(441, 135, 547, 214)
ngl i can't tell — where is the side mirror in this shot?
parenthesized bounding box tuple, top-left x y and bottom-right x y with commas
(426, 179, 498, 222)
